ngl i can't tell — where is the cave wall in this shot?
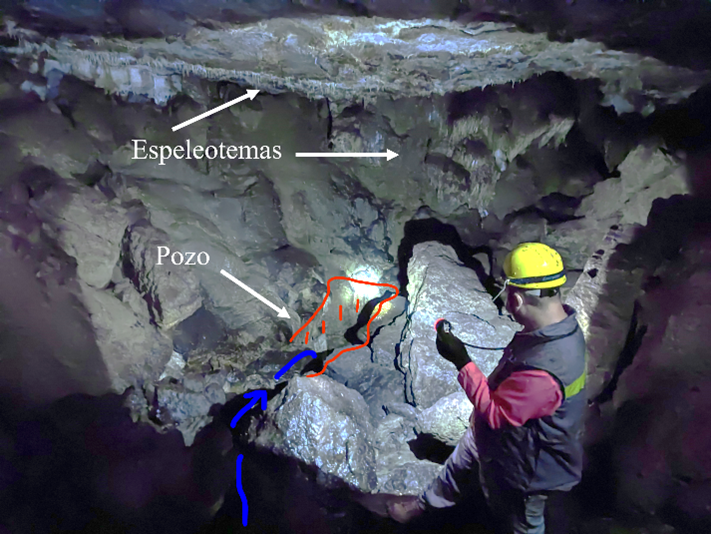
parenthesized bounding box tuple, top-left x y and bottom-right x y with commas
(0, 5, 710, 533)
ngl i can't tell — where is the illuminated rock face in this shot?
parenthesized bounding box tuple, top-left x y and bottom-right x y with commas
(249, 375, 379, 492)
(400, 242, 518, 409)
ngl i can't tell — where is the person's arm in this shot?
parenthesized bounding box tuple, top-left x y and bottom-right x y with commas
(458, 362, 562, 429)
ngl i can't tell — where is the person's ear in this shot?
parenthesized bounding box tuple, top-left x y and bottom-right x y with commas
(509, 291, 524, 313)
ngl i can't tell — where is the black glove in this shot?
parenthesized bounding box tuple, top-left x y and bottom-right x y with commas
(436, 322, 471, 371)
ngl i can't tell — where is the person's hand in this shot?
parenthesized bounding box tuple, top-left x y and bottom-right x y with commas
(436, 322, 471, 371)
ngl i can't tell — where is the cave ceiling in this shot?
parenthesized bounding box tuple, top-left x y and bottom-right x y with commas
(2, 2, 711, 113)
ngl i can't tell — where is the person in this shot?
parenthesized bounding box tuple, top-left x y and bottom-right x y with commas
(387, 242, 587, 534)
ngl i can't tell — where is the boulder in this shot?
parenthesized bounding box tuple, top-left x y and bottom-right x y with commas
(249, 375, 378, 492)
(324, 343, 407, 421)
(345, 365, 407, 423)
(400, 242, 518, 409)
(373, 413, 442, 495)
(576, 145, 689, 225)
(79, 282, 173, 393)
(416, 391, 472, 447)
(120, 221, 203, 329)
(154, 371, 227, 446)
(324, 345, 374, 384)
(379, 461, 444, 496)
(34, 185, 129, 289)
(371, 312, 407, 368)
(545, 147, 688, 273)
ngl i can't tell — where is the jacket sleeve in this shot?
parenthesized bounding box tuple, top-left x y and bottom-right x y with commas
(457, 362, 563, 429)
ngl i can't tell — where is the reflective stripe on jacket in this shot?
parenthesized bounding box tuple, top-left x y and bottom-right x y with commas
(474, 305, 586, 492)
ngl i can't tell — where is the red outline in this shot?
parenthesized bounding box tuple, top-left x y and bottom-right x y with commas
(289, 277, 399, 378)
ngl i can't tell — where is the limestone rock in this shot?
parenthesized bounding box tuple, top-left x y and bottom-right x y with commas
(345, 365, 407, 423)
(79, 282, 172, 393)
(372, 413, 441, 495)
(324, 345, 374, 384)
(366, 295, 408, 333)
(576, 145, 689, 225)
(249, 375, 378, 492)
(564, 224, 646, 399)
(155, 372, 226, 446)
(34, 185, 128, 289)
(400, 242, 518, 409)
(379, 461, 444, 496)
(121, 222, 203, 329)
(416, 391, 472, 447)
(8, 18, 708, 107)
(371, 312, 406, 368)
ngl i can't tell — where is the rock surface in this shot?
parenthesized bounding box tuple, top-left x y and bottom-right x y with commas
(576, 145, 690, 225)
(564, 224, 646, 400)
(416, 391, 472, 447)
(33, 185, 128, 289)
(5, 18, 709, 108)
(249, 375, 378, 492)
(79, 281, 173, 393)
(400, 242, 518, 409)
(609, 225, 711, 524)
(372, 413, 442, 495)
(121, 221, 203, 329)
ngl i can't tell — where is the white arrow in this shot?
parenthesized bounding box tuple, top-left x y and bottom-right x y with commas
(295, 149, 399, 161)
(219, 269, 290, 319)
(172, 89, 260, 131)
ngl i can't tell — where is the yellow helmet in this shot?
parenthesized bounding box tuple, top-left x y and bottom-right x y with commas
(502, 242, 567, 290)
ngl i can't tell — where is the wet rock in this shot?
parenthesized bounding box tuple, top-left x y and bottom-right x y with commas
(564, 224, 646, 400)
(33, 185, 128, 288)
(79, 281, 172, 393)
(400, 242, 518, 409)
(121, 222, 203, 329)
(249, 375, 378, 492)
(416, 391, 472, 447)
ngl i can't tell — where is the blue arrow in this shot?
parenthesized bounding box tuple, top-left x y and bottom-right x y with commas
(236, 454, 248, 526)
(230, 390, 268, 428)
(274, 349, 318, 381)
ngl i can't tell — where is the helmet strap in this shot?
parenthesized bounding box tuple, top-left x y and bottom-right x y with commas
(493, 279, 509, 302)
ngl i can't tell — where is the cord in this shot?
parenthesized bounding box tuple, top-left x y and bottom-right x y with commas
(435, 318, 507, 351)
